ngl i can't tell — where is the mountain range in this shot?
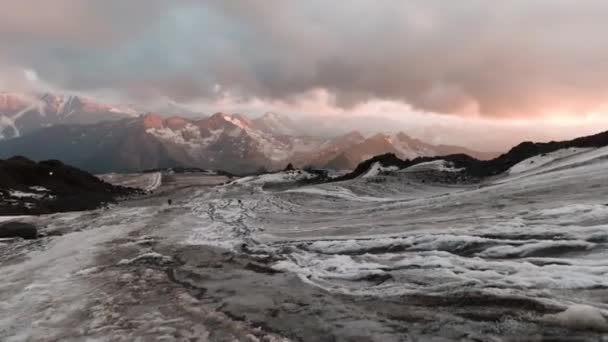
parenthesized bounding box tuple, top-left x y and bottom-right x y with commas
(340, 128, 608, 183)
(0, 92, 497, 174)
(0, 92, 138, 139)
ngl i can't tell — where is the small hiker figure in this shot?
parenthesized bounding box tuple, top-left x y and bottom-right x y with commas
(167, 199, 173, 206)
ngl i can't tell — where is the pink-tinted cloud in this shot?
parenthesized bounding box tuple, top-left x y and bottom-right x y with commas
(2, 1, 608, 120)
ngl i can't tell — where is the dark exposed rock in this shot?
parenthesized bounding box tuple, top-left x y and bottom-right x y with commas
(0, 156, 140, 215)
(359, 273, 393, 284)
(0, 222, 38, 239)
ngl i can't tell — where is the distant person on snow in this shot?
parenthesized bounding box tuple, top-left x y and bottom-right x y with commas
(167, 199, 173, 206)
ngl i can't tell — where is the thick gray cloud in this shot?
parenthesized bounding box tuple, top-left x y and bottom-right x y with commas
(2, 0, 608, 117)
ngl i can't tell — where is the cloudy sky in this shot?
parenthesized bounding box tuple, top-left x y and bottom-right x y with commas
(2, 0, 608, 149)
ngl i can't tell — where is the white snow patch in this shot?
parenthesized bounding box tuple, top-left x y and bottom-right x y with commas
(223, 115, 247, 129)
(544, 305, 608, 331)
(97, 172, 162, 191)
(230, 171, 315, 186)
(145, 172, 162, 192)
(8, 190, 44, 199)
(0, 215, 32, 223)
(28, 186, 50, 192)
(403, 160, 464, 173)
(362, 162, 399, 178)
(109, 106, 139, 117)
(285, 186, 388, 202)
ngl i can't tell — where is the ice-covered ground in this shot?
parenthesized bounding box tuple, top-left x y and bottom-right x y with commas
(186, 146, 608, 339)
(2, 147, 608, 341)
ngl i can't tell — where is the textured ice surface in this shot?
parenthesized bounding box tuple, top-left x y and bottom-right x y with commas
(3, 147, 608, 340)
(174, 147, 608, 314)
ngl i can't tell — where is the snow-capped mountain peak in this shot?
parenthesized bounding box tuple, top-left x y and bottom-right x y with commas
(0, 92, 141, 139)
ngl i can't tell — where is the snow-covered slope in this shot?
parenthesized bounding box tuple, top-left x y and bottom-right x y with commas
(501, 146, 608, 187)
(508, 147, 602, 175)
(229, 170, 315, 186)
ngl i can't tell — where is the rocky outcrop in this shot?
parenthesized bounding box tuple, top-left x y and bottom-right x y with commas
(0, 156, 139, 215)
(0, 222, 38, 239)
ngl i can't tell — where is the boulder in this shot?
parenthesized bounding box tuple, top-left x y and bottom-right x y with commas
(0, 222, 38, 239)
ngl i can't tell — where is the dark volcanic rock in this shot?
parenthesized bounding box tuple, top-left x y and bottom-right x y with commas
(0, 156, 140, 215)
(0, 222, 38, 239)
